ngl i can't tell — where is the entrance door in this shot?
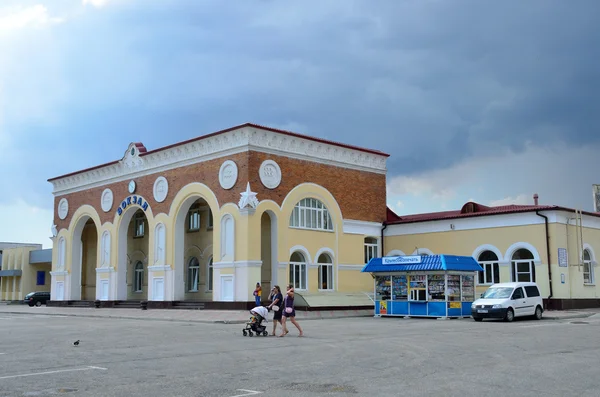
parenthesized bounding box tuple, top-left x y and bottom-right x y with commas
(100, 280, 109, 300)
(221, 275, 234, 301)
(153, 278, 164, 301)
(56, 282, 64, 300)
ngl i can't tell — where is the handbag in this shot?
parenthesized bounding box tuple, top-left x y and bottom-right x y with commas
(285, 307, 293, 314)
(272, 305, 279, 312)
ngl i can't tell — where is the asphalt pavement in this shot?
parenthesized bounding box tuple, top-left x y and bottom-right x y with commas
(1, 310, 600, 396)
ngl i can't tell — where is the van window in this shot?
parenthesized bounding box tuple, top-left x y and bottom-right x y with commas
(524, 286, 540, 297)
(512, 287, 524, 300)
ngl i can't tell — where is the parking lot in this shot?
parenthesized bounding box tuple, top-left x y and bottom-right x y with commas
(1, 312, 600, 396)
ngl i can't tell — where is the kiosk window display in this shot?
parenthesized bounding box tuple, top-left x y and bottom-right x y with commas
(362, 254, 482, 319)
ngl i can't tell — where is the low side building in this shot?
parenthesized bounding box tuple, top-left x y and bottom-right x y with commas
(0, 243, 52, 302)
(384, 195, 600, 310)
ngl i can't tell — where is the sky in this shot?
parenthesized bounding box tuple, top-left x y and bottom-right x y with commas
(1, 0, 599, 249)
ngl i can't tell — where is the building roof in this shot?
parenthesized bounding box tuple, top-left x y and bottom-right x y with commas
(47, 123, 390, 182)
(361, 254, 483, 273)
(386, 201, 600, 224)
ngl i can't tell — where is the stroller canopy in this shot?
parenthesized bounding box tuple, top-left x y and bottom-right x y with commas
(251, 306, 268, 320)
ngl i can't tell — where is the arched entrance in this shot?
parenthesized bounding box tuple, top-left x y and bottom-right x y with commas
(70, 216, 99, 300)
(260, 211, 278, 298)
(117, 208, 150, 300)
(174, 197, 214, 301)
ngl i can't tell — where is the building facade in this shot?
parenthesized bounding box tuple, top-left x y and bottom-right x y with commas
(48, 123, 388, 307)
(0, 243, 52, 301)
(383, 197, 600, 309)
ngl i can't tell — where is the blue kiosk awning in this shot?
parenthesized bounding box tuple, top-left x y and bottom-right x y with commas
(361, 254, 483, 273)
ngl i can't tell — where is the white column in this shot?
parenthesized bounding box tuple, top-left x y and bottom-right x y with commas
(147, 265, 172, 301)
(95, 267, 116, 300)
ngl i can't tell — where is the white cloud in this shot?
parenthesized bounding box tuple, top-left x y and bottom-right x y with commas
(0, 200, 53, 249)
(0, 5, 64, 32)
(386, 142, 600, 213)
(82, 0, 111, 8)
(488, 194, 532, 207)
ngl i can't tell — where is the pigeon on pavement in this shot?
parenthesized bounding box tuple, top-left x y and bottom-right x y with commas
(73, 340, 80, 346)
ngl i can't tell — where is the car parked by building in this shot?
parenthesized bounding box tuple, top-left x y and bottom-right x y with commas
(471, 282, 544, 322)
(23, 291, 51, 307)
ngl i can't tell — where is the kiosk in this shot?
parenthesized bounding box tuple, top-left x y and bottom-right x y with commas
(362, 254, 483, 318)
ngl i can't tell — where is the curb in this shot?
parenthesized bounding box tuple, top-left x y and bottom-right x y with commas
(0, 310, 373, 324)
(542, 312, 595, 320)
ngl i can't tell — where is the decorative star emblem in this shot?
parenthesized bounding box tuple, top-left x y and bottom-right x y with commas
(238, 182, 259, 209)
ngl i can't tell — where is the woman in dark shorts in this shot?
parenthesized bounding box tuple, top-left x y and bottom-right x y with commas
(267, 285, 283, 336)
(280, 284, 303, 337)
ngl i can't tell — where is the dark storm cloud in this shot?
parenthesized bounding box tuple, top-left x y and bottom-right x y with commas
(4, 0, 600, 208)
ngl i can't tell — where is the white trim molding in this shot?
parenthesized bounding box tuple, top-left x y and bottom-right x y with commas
(50, 271, 69, 276)
(412, 248, 434, 256)
(213, 260, 262, 269)
(582, 243, 596, 264)
(278, 262, 288, 269)
(342, 219, 382, 236)
(385, 249, 406, 257)
(49, 125, 388, 196)
(147, 265, 171, 271)
(314, 247, 335, 266)
(289, 245, 312, 265)
(95, 267, 116, 274)
(472, 244, 505, 263)
(338, 264, 365, 271)
(504, 242, 542, 264)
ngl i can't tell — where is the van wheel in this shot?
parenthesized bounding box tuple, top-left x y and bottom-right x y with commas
(35, 301, 42, 307)
(504, 308, 514, 322)
(534, 306, 543, 320)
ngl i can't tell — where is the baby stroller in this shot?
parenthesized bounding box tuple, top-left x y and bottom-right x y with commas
(242, 306, 269, 337)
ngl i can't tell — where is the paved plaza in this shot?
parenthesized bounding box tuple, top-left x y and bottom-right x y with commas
(1, 306, 600, 396)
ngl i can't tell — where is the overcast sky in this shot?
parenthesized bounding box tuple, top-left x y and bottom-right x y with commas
(1, 0, 599, 248)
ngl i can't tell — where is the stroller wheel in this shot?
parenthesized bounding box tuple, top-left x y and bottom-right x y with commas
(242, 330, 247, 336)
(262, 331, 268, 336)
(248, 331, 253, 337)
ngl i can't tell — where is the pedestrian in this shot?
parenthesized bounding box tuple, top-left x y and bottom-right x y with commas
(253, 282, 262, 307)
(280, 284, 303, 337)
(267, 285, 283, 336)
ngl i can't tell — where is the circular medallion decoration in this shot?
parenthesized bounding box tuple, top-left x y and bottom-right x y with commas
(101, 188, 114, 212)
(153, 176, 169, 203)
(128, 180, 136, 194)
(58, 198, 69, 220)
(259, 159, 281, 189)
(219, 160, 238, 190)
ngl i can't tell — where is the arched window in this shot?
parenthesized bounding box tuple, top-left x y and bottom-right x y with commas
(188, 257, 200, 292)
(207, 257, 214, 291)
(289, 198, 333, 231)
(134, 261, 144, 292)
(318, 253, 334, 291)
(289, 252, 307, 290)
(478, 251, 500, 285)
(511, 249, 535, 282)
(583, 249, 594, 284)
(101, 231, 111, 266)
(364, 237, 378, 264)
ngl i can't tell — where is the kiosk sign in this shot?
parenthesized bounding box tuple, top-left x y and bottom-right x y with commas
(382, 255, 422, 265)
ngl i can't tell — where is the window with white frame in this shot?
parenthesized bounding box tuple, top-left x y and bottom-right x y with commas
(207, 210, 213, 230)
(134, 261, 144, 292)
(207, 257, 213, 291)
(511, 249, 536, 282)
(289, 252, 307, 290)
(583, 249, 594, 284)
(188, 206, 200, 231)
(134, 212, 145, 238)
(289, 198, 333, 231)
(478, 250, 500, 285)
(364, 237, 378, 264)
(318, 253, 334, 290)
(187, 257, 200, 292)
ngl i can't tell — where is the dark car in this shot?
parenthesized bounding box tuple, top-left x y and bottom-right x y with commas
(23, 291, 51, 307)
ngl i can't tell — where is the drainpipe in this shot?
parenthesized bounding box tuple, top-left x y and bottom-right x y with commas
(381, 222, 388, 257)
(535, 210, 553, 307)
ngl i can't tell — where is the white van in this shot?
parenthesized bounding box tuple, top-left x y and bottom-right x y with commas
(471, 282, 544, 322)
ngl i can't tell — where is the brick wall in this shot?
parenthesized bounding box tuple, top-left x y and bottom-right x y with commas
(53, 150, 387, 230)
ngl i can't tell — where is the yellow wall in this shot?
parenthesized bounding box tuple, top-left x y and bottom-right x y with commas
(1, 246, 51, 301)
